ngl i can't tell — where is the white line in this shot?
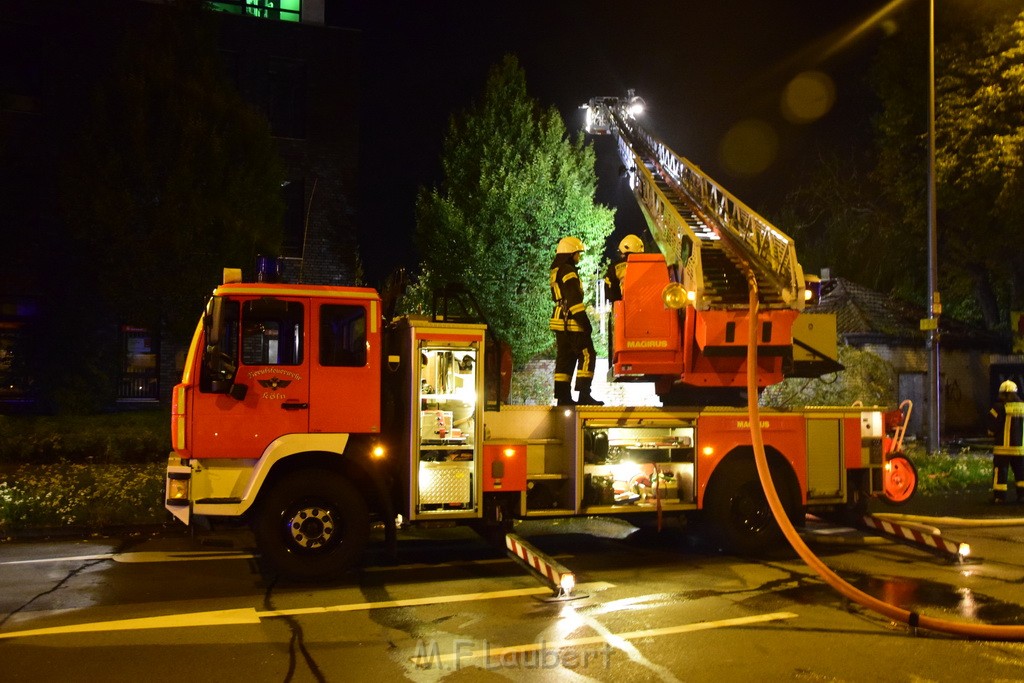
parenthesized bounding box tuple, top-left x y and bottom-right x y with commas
(411, 612, 799, 667)
(2, 551, 564, 568)
(112, 551, 256, 563)
(0, 582, 614, 640)
(0, 553, 116, 566)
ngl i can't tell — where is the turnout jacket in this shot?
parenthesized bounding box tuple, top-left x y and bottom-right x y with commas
(603, 254, 628, 302)
(987, 400, 1024, 456)
(550, 253, 590, 333)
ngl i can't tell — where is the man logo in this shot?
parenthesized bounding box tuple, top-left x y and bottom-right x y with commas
(258, 377, 291, 390)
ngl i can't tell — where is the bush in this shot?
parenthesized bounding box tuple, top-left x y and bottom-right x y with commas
(908, 443, 992, 494)
(760, 345, 896, 409)
(0, 462, 168, 534)
(0, 411, 169, 464)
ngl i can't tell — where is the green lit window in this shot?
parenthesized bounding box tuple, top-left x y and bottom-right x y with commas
(210, 0, 301, 22)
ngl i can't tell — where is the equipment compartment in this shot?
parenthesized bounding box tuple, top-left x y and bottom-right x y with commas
(580, 419, 697, 511)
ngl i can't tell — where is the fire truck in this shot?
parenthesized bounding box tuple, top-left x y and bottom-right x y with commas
(165, 93, 915, 581)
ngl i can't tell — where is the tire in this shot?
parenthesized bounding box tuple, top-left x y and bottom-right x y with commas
(881, 454, 917, 505)
(253, 469, 369, 581)
(703, 457, 795, 555)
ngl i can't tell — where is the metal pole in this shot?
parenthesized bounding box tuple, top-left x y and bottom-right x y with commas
(927, 0, 942, 453)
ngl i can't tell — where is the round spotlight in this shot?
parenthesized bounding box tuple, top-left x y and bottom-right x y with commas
(662, 282, 688, 309)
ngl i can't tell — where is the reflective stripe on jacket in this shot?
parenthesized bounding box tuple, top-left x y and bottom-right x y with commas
(992, 401, 1024, 456)
(550, 261, 589, 333)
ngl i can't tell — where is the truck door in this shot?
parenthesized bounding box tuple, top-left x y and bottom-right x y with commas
(309, 300, 381, 434)
(192, 296, 310, 459)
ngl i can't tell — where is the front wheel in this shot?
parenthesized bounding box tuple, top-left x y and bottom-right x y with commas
(253, 469, 369, 581)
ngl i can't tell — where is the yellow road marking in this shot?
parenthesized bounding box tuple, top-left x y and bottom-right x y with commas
(0, 582, 614, 641)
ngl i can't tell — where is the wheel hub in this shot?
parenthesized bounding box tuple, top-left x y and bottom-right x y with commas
(287, 507, 336, 549)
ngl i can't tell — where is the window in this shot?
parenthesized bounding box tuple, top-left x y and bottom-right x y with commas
(119, 326, 159, 401)
(320, 304, 366, 367)
(242, 299, 304, 366)
(210, 0, 301, 23)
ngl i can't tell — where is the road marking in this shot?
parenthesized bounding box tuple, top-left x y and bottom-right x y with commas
(0, 553, 116, 566)
(0, 582, 614, 640)
(1, 551, 558, 568)
(112, 551, 257, 563)
(0, 550, 255, 566)
(409, 612, 799, 667)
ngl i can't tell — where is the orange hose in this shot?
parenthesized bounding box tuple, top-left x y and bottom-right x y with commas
(744, 279, 1024, 640)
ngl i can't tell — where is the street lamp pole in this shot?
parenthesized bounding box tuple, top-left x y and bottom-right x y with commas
(926, 0, 942, 453)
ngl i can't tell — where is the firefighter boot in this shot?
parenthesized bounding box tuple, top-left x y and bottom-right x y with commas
(554, 382, 576, 406)
(576, 380, 604, 406)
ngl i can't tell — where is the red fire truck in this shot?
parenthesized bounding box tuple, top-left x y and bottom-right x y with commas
(165, 93, 914, 581)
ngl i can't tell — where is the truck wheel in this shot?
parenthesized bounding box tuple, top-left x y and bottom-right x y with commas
(882, 453, 917, 505)
(703, 458, 793, 555)
(253, 469, 369, 581)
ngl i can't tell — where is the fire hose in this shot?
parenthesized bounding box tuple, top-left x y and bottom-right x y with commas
(743, 279, 1024, 640)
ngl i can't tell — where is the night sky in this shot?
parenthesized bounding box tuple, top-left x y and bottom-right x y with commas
(330, 1, 904, 286)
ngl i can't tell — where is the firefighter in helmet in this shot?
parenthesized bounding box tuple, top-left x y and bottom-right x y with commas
(603, 234, 644, 302)
(550, 236, 603, 406)
(603, 234, 644, 374)
(986, 379, 1024, 503)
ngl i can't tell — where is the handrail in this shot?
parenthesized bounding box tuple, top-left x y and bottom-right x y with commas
(585, 94, 805, 311)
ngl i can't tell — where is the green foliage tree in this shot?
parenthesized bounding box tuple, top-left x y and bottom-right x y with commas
(872, 2, 1024, 330)
(414, 55, 614, 365)
(56, 0, 284, 338)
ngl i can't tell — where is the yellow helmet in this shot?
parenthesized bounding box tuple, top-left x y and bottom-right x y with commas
(619, 234, 644, 254)
(556, 236, 585, 254)
(999, 380, 1018, 394)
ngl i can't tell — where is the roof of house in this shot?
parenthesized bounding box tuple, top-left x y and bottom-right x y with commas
(813, 277, 1004, 350)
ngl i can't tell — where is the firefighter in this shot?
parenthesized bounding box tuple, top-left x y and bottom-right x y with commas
(603, 234, 644, 302)
(986, 379, 1024, 503)
(603, 234, 644, 374)
(550, 236, 603, 406)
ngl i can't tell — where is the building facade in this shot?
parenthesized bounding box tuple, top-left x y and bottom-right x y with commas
(0, 0, 360, 412)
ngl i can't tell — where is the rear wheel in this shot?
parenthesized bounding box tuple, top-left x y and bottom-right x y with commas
(703, 457, 796, 555)
(253, 469, 369, 581)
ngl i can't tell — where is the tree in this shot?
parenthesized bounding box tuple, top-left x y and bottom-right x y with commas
(776, 149, 909, 294)
(934, 8, 1024, 323)
(872, 2, 1024, 330)
(414, 55, 614, 365)
(760, 345, 896, 409)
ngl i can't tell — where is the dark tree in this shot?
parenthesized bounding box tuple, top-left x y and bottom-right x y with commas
(414, 55, 614, 365)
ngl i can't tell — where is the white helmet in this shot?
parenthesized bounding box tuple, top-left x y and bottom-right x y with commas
(556, 236, 585, 254)
(999, 380, 1018, 394)
(619, 234, 644, 254)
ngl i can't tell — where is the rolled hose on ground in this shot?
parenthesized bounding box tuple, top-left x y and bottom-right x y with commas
(743, 280, 1024, 640)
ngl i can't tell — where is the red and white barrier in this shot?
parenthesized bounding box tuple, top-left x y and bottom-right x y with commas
(862, 514, 970, 558)
(505, 534, 578, 598)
